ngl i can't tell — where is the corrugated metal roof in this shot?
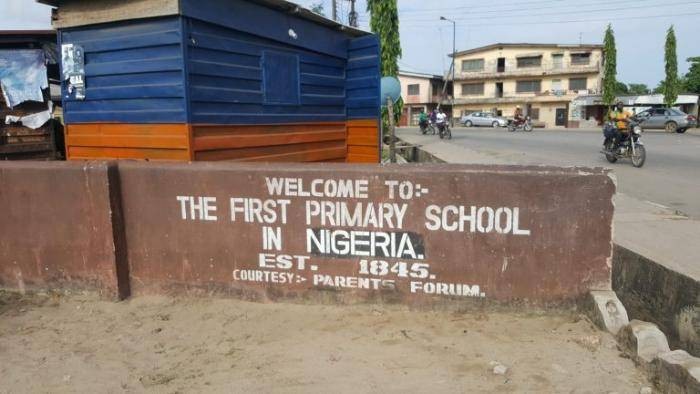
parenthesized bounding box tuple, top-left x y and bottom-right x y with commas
(36, 0, 371, 37)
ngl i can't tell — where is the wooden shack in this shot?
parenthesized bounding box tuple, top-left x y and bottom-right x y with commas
(0, 30, 62, 160)
(39, 0, 381, 163)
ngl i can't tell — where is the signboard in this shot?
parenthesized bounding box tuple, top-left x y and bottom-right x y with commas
(61, 44, 86, 100)
(119, 163, 615, 304)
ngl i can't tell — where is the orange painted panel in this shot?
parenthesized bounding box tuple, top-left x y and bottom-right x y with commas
(68, 146, 190, 161)
(66, 124, 191, 161)
(192, 123, 347, 162)
(347, 119, 379, 163)
(194, 140, 346, 162)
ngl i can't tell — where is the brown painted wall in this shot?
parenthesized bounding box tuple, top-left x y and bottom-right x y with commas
(116, 162, 614, 304)
(0, 161, 615, 305)
(0, 161, 123, 298)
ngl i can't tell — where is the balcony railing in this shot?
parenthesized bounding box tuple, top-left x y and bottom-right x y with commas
(456, 59, 601, 80)
(454, 89, 600, 104)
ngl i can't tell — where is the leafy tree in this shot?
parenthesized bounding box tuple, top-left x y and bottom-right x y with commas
(683, 57, 700, 94)
(367, 0, 403, 129)
(663, 26, 679, 106)
(367, 0, 402, 77)
(614, 82, 628, 95)
(628, 83, 650, 95)
(602, 24, 617, 106)
(310, 2, 325, 16)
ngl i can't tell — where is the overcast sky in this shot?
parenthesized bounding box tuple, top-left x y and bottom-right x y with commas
(4, 0, 699, 87)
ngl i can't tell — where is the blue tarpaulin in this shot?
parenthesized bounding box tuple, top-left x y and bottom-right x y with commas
(0, 49, 48, 108)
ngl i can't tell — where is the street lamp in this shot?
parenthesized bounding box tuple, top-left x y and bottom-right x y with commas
(440, 16, 456, 126)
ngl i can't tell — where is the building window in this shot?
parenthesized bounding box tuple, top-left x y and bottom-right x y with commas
(407, 84, 420, 96)
(570, 53, 591, 65)
(569, 78, 587, 91)
(262, 51, 300, 105)
(517, 56, 542, 68)
(530, 108, 540, 120)
(516, 80, 541, 93)
(461, 83, 484, 96)
(462, 59, 484, 72)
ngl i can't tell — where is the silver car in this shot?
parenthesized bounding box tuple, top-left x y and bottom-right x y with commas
(461, 112, 507, 128)
(636, 108, 695, 133)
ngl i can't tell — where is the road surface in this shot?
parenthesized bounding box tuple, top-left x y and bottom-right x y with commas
(397, 127, 700, 219)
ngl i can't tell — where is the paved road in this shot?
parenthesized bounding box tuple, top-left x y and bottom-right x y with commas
(397, 126, 700, 219)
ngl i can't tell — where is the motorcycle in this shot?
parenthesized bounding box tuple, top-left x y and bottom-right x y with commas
(437, 121, 452, 139)
(420, 120, 436, 135)
(507, 116, 533, 132)
(601, 120, 646, 168)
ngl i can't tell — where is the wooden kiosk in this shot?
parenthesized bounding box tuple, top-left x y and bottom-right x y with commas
(39, 0, 381, 163)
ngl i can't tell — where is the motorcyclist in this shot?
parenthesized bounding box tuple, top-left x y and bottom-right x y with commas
(418, 109, 429, 131)
(436, 109, 448, 133)
(429, 108, 438, 125)
(605, 101, 633, 149)
(514, 106, 525, 126)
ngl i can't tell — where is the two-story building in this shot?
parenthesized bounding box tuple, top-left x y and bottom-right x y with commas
(451, 43, 604, 128)
(398, 71, 452, 126)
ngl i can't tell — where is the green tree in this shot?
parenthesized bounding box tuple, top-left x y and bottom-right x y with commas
(602, 24, 618, 106)
(614, 82, 629, 95)
(663, 25, 679, 106)
(683, 57, 700, 94)
(367, 0, 403, 129)
(367, 0, 402, 77)
(628, 83, 650, 95)
(310, 2, 325, 16)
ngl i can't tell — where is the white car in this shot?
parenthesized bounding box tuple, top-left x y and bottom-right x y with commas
(460, 112, 508, 128)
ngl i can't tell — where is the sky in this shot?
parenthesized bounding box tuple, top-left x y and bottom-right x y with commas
(3, 0, 699, 87)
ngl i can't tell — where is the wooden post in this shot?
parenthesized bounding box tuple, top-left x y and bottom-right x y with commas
(387, 97, 396, 163)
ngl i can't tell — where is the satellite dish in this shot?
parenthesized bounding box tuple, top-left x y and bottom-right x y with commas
(380, 76, 401, 104)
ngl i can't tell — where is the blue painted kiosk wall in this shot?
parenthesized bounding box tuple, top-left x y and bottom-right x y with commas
(59, 0, 380, 162)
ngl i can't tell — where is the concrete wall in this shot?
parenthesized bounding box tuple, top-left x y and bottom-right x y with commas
(613, 244, 699, 357)
(0, 161, 616, 306)
(0, 162, 127, 299)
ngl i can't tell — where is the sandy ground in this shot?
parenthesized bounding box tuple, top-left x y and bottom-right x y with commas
(0, 291, 652, 393)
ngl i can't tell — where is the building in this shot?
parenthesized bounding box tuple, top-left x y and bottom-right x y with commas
(451, 43, 604, 128)
(39, 0, 381, 163)
(397, 71, 451, 126)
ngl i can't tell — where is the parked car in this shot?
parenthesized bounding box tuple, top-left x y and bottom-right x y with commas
(635, 108, 695, 133)
(461, 112, 508, 128)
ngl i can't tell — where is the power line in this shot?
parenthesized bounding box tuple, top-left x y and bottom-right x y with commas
(402, 10, 700, 29)
(399, 0, 700, 23)
(400, 0, 569, 13)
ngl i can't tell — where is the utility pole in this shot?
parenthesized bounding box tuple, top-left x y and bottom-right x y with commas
(332, 0, 338, 21)
(349, 0, 358, 27)
(440, 16, 456, 127)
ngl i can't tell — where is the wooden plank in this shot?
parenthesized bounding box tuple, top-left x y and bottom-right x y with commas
(54, 0, 179, 29)
(194, 140, 345, 161)
(347, 119, 378, 127)
(67, 124, 189, 136)
(193, 122, 345, 137)
(348, 145, 377, 156)
(68, 134, 189, 149)
(347, 153, 378, 163)
(193, 129, 346, 151)
(68, 146, 189, 161)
